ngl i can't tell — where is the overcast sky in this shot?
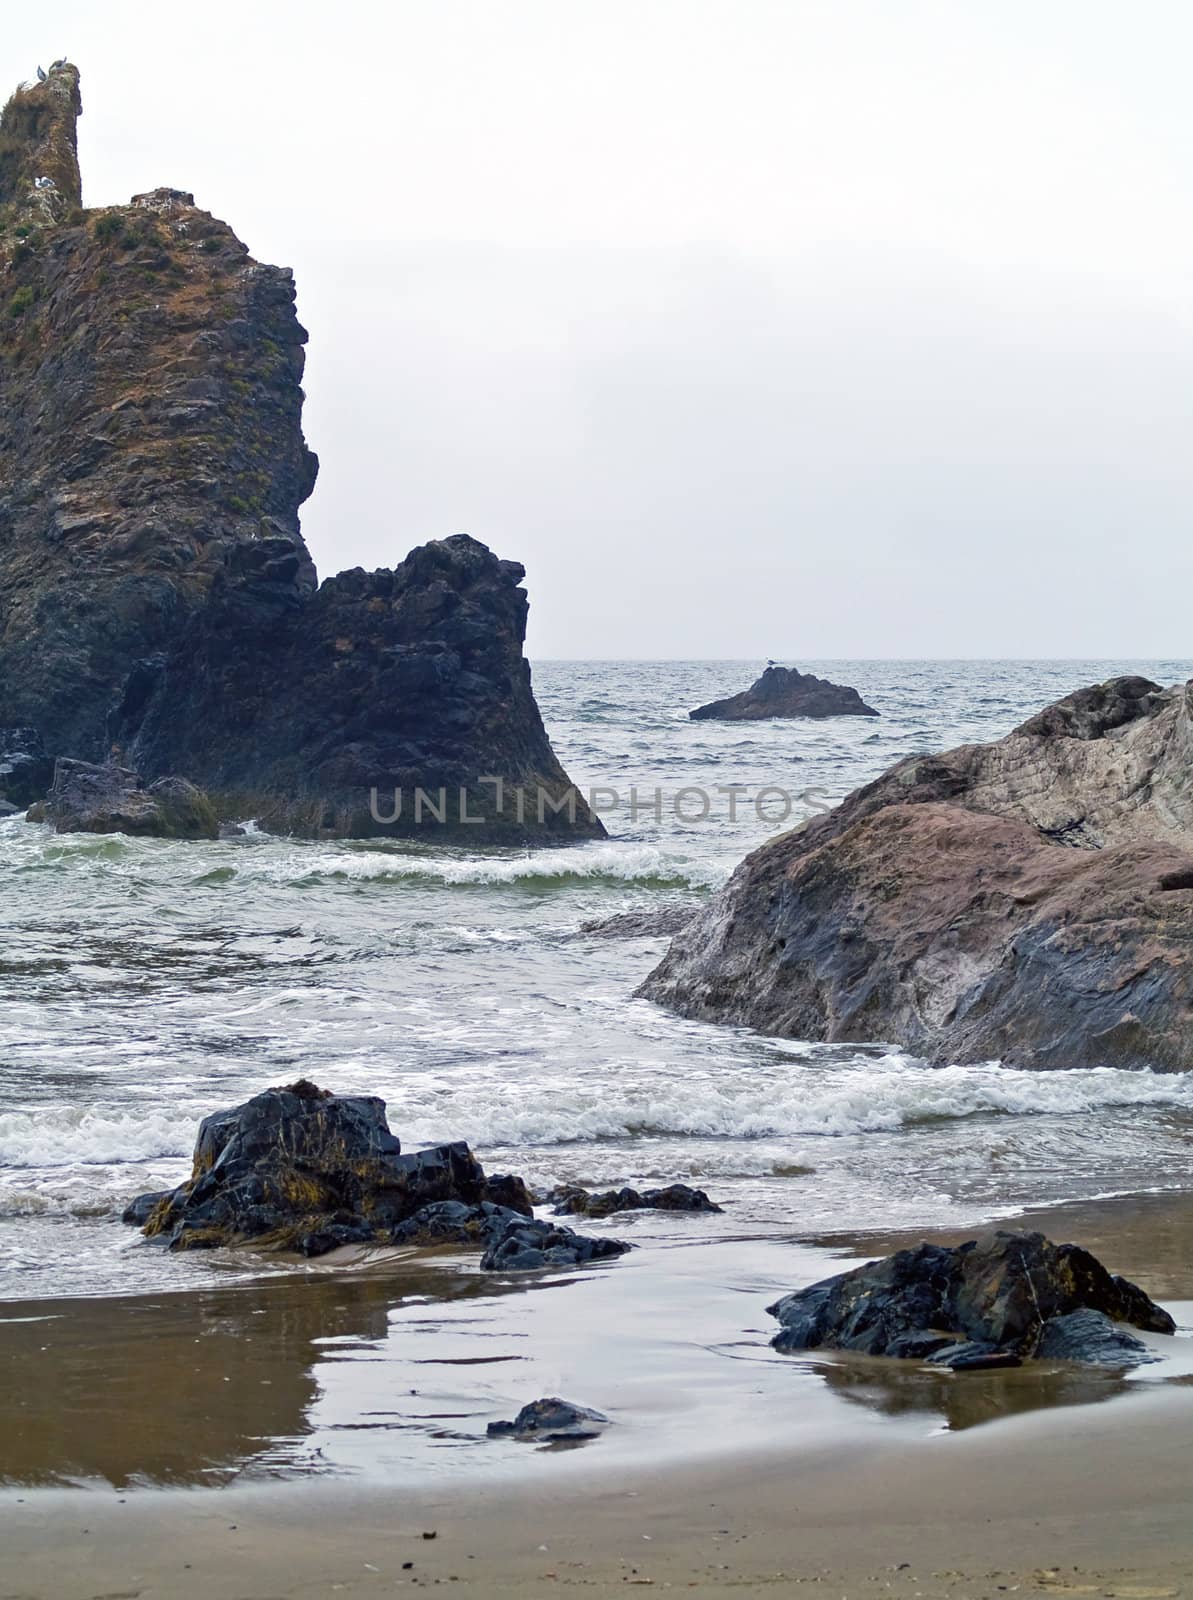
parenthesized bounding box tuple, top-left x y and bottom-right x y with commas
(9, 2, 1193, 656)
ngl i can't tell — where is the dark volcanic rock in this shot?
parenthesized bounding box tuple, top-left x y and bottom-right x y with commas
(690, 666, 878, 721)
(642, 675, 1193, 1069)
(768, 1231, 1173, 1369)
(0, 727, 52, 808)
(0, 68, 599, 842)
(122, 1083, 630, 1269)
(111, 534, 605, 840)
(478, 1215, 633, 1272)
(550, 1182, 722, 1217)
(123, 1082, 488, 1254)
(29, 758, 217, 838)
(487, 1398, 610, 1441)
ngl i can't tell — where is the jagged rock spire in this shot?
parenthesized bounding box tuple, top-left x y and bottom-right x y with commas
(0, 61, 82, 219)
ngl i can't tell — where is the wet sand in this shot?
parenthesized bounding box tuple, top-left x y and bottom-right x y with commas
(3, 1191, 1192, 1596)
(5, 1387, 1193, 1598)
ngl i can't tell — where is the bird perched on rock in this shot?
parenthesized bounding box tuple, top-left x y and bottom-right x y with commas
(50, 57, 68, 70)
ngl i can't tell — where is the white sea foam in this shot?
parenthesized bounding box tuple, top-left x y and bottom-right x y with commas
(381, 1059, 1193, 1151)
(0, 1107, 198, 1170)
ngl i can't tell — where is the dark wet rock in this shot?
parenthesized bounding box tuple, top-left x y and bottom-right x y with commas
(550, 1182, 722, 1217)
(767, 1231, 1174, 1369)
(123, 1082, 489, 1254)
(0, 800, 18, 818)
(122, 1083, 632, 1271)
(28, 759, 218, 838)
(643, 675, 1193, 1069)
(577, 906, 698, 940)
(1034, 1308, 1154, 1367)
(487, 1397, 610, 1441)
(479, 1215, 633, 1272)
(481, 1173, 535, 1216)
(690, 665, 879, 722)
(387, 1200, 524, 1248)
(0, 728, 52, 808)
(0, 68, 599, 844)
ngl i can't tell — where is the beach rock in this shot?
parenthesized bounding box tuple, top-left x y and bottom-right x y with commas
(690, 665, 879, 721)
(642, 675, 1193, 1069)
(478, 1215, 633, 1272)
(1033, 1307, 1154, 1367)
(0, 67, 599, 843)
(767, 1231, 1174, 1368)
(550, 1182, 722, 1217)
(122, 1083, 631, 1269)
(29, 759, 218, 838)
(0, 728, 52, 808)
(124, 1082, 489, 1253)
(487, 1398, 610, 1441)
(386, 1200, 525, 1248)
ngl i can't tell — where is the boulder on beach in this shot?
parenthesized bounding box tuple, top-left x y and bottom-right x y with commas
(549, 1182, 722, 1217)
(27, 759, 218, 839)
(690, 665, 879, 721)
(767, 1230, 1174, 1370)
(122, 1082, 630, 1269)
(642, 675, 1193, 1070)
(487, 1398, 610, 1441)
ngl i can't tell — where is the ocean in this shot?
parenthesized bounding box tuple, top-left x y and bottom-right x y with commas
(4, 657, 1193, 1307)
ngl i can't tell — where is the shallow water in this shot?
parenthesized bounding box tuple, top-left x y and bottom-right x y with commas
(3, 658, 1193, 1304)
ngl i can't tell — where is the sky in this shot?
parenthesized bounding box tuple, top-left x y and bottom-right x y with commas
(7, 1, 1193, 657)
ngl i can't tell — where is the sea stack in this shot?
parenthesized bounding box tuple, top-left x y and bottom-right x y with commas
(690, 665, 878, 721)
(643, 676, 1193, 1070)
(0, 66, 601, 839)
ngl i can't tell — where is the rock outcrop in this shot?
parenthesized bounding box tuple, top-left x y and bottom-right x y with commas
(122, 1082, 630, 1269)
(690, 666, 878, 721)
(767, 1230, 1174, 1370)
(0, 66, 599, 840)
(29, 758, 218, 837)
(642, 676, 1193, 1070)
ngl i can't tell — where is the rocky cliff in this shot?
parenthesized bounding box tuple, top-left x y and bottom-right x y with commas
(0, 64, 599, 838)
(641, 677, 1193, 1070)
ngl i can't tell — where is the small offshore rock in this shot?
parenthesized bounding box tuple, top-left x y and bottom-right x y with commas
(479, 1215, 633, 1272)
(487, 1398, 610, 1441)
(690, 665, 879, 721)
(767, 1230, 1173, 1369)
(550, 1182, 722, 1217)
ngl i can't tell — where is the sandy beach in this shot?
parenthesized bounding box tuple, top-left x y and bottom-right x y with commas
(4, 1384, 1192, 1599)
(3, 1189, 1192, 1598)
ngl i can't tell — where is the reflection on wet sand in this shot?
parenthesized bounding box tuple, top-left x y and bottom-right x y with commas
(1, 1222, 1188, 1492)
(0, 1255, 538, 1489)
(809, 1348, 1133, 1430)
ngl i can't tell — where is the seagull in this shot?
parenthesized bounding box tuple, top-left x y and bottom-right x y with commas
(36, 65, 47, 81)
